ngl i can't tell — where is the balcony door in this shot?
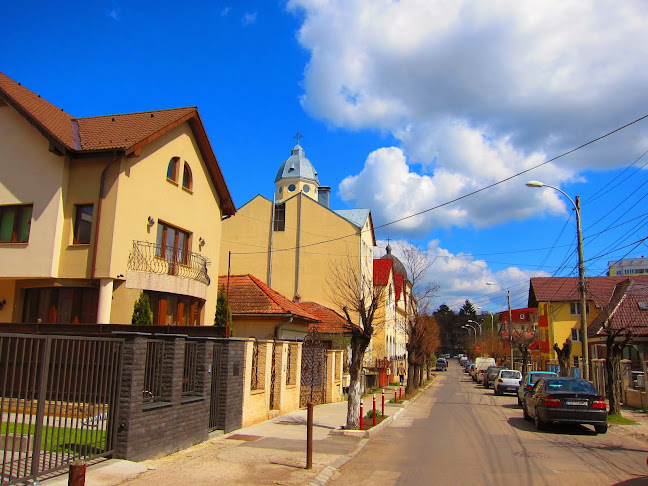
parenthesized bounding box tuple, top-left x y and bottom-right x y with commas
(156, 222, 190, 274)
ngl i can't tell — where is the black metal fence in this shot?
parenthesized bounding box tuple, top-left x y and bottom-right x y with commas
(0, 333, 123, 485)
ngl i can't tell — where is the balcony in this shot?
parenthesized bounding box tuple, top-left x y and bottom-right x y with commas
(127, 240, 210, 285)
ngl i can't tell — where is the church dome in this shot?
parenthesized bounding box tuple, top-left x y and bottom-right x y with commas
(382, 244, 408, 280)
(274, 144, 319, 185)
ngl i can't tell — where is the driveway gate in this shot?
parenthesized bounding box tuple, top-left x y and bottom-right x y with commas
(0, 333, 123, 485)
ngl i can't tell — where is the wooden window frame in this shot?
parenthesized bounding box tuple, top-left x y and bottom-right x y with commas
(182, 162, 193, 193)
(167, 157, 180, 184)
(0, 204, 33, 244)
(73, 204, 94, 245)
(273, 203, 285, 232)
(156, 221, 191, 268)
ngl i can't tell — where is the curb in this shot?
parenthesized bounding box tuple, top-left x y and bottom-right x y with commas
(311, 377, 438, 485)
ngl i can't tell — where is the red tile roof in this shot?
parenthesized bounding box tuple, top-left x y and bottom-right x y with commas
(529, 276, 648, 309)
(374, 259, 393, 286)
(0, 72, 235, 215)
(299, 302, 352, 334)
(217, 275, 318, 322)
(589, 280, 648, 337)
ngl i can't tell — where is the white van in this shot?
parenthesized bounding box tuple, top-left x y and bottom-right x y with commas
(473, 357, 496, 383)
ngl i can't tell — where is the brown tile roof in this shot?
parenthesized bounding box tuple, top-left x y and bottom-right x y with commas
(589, 280, 648, 337)
(217, 275, 319, 322)
(298, 302, 352, 334)
(529, 276, 648, 309)
(0, 72, 235, 215)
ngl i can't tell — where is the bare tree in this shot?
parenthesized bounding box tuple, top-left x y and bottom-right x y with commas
(512, 328, 539, 377)
(396, 243, 440, 393)
(603, 317, 632, 416)
(327, 256, 384, 430)
(553, 339, 572, 377)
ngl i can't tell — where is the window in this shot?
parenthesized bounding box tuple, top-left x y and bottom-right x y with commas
(273, 203, 285, 231)
(288, 183, 296, 192)
(0, 204, 32, 243)
(570, 302, 590, 315)
(73, 204, 93, 244)
(156, 221, 191, 267)
(182, 163, 193, 191)
(167, 157, 180, 182)
(573, 356, 580, 368)
(22, 287, 98, 323)
(571, 328, 581, 341)
(303, 184, 310, 193)
(145, 290, 204, 325)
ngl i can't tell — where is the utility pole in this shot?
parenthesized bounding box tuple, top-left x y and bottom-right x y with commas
(576, 196, 589, 380)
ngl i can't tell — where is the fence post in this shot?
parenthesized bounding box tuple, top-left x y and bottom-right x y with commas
(306, 403, 313, 469)
(360, 400, 364, 430)
(69, 460, 86, 486)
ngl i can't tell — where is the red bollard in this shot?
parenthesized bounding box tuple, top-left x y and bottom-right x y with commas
(382, 390, 385, 416)
(395, 390, 398, 404)
(360, 400, 364, 430)
(69, 460, 86, 486)
(373, 395, 377, 426)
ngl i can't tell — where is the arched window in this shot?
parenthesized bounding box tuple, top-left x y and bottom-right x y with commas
(167, 157, 180, 182)
(182, 163, 193, 191)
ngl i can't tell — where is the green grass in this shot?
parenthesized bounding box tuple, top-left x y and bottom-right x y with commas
(1, 421, 107, 453)
(608, 414, 638, 425)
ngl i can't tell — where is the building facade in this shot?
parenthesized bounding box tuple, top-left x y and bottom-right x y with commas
(0, 73, 235, 325)
(608, 257, 648, 276)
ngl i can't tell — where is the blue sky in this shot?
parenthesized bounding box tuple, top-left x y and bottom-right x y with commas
(4, 0, 648, 314)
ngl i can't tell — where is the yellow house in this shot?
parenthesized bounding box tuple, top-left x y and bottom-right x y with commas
(371, 245, 411, 368)
(528, 275, 648, 370)
(0, 72, 235, 325)
(219, 143, 376, 323)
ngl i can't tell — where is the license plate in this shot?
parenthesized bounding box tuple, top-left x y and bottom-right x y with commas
(566, 400, 588, 406)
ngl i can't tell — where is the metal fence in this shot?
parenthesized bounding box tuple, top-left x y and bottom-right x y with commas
(0, 333, 123, 485)
(127, 240, 211, 285)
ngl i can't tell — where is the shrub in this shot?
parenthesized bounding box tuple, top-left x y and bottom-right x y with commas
(131, 291, 153, 325)
(365, 409, 382, 418)
(214, 285, 232, 327)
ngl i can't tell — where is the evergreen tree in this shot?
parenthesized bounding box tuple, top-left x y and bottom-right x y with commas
(132, 291, 153, 325)
(459, 299, 477, 316)
(214, 285, 232, 327)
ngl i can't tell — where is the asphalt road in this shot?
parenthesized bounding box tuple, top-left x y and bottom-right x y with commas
(329, 361, 648, 486)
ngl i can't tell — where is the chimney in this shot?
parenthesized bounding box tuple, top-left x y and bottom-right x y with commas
(318, 186, 331, 208)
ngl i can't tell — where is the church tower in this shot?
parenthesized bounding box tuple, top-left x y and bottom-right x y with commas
(274, 138, 320, 203)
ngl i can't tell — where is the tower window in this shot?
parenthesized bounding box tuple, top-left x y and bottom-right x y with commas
(288, 184, 296, 192)
(273, 203, 285, 231)
(303, 184, 310, 193)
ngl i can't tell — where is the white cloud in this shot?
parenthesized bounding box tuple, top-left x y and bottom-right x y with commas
(106, 1, 120, 21)
(242, 12, 258, 26)
(376, 238, 547, 311)
(289, 0, 648, 230)
(220, 7, 231, 17)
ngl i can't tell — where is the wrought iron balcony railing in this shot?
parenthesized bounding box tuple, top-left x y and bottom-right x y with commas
(127, 240, 210, 285)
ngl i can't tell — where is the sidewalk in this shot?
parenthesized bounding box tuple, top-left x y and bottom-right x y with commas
(609, 405, 648, 442)
(39, 383, 427, 486)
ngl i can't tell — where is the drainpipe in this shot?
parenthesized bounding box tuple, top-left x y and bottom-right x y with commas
(294, 194, 302, 301)
(268, 194, 276, 287)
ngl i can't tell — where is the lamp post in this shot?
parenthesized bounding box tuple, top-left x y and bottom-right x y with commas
(486, 282, 513, 369)
(468, 319, 482, 335)
(526, 180, 588, 381)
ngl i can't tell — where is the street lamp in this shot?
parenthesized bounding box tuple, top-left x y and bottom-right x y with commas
(462, 324, 476, 337)
(486, 281, 514, 369)
(467, 319, 482, 335)
(526, 180, 589, 381)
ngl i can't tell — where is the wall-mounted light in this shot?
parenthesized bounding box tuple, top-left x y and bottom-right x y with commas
(117, 274, 124, 279)
(199, 237, 206, 249)
(0, 299, 6, 311)
(147, 216, 155, 227)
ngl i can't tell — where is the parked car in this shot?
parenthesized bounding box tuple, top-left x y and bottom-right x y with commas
(517, 371, 558, 405)
(464, 362, 474, 373)
(459, 357, 468, 367)
(473, 357, 495, 383)
(436, 358, 448, 371)
(522, 377, 608, 434)
(483, 366, 505, 388)
(494, 369, 522, 395)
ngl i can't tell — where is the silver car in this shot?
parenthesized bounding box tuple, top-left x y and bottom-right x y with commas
(517, 371, 558, 405)
(494, 369, 522, 395)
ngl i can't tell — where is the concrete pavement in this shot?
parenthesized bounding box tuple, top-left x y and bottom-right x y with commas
(39, 383, 425, 486)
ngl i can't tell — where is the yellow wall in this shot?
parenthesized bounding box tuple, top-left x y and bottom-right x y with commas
(220, 193, 370, 321)
(231, 316, 310, 340)
(276, 179, 318, 203)
(0, 104, 67, 278)
(539, 300, 599, 361)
